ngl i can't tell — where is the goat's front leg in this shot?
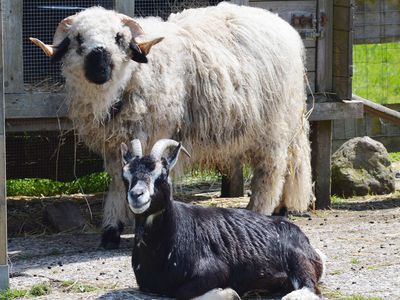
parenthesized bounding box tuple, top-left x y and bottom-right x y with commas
(174, 261, 239, 300)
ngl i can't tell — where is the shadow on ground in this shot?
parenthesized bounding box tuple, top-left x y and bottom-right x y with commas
(333, 195, 400, 211)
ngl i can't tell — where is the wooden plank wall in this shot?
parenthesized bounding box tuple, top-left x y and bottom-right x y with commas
(249, 0, 317, 93)
(333, 0, 353, 100)
(333, 104, 400, 152)
(354, 0, 400, 44)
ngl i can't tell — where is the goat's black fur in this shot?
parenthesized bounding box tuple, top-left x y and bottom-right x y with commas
(123, 148, 323, 299)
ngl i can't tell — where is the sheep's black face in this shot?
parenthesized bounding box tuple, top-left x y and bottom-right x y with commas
(84, 46, 113, 84)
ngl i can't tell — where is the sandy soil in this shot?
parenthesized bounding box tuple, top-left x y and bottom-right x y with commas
(6, 190, 400, 300)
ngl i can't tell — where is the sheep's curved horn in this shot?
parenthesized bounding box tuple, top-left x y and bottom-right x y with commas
(131, 139, 143, 157)
(150, 139, 190, 160)
(119, 14, 144, 39)
(29, 14, 75, 57)
(29, 38, 56, 57)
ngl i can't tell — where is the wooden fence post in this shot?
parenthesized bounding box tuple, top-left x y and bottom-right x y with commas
(0, 0, 9, 290)
(311, 121, 332, 209)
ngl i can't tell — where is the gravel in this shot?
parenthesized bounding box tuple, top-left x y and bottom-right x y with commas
(7, 193, 400, 300)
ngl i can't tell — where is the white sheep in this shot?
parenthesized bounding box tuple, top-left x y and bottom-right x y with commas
(31, 2, 313, 249)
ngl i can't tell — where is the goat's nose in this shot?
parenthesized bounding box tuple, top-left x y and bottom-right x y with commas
(129, 190, 143, 200)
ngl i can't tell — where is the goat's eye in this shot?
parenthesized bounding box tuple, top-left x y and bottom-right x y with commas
(115, 33, 124, 46)
(76, 34, 83, 45)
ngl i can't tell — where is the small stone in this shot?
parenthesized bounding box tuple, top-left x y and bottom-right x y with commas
(100, 272, 106, 275)
(57, 261, 63, 267)
(47, 266, 52, 270)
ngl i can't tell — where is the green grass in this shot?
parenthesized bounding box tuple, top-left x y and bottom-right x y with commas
(28, 283, 51, 296)
(60, 280, 97, 293)
(7, 172, 111, 197)
(351, 258, 361, 265)
(389, 152, 400, 163)
(0, 288, 29, 300)
(0, 283, 51, 299)
(353, 42, 400, 104)
(321, 287, 383, 300)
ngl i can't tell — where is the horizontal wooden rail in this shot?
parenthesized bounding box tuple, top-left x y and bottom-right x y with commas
(352, 94, 400, 125)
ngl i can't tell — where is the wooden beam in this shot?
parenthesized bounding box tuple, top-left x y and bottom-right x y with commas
(310, 120, 332, 209)
(353, 94, 400, 125)
(3, 0, 23, 94)
(307, 100, 364, 121)
(5, 92, 67, 119)
(0, 0, 9, 290)
(115, 0, 135, 16)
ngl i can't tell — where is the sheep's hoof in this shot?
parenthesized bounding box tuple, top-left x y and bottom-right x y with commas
(100, 224, 123, 250)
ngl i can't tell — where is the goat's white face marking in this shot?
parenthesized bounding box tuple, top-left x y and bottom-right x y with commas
(122, 158, 165, 215)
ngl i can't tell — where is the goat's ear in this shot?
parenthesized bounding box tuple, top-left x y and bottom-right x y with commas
(166, 143, 182, 171)
(120, 142, 132, 166)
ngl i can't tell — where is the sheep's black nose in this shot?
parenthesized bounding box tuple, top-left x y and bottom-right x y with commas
(84, 47, 113, 84)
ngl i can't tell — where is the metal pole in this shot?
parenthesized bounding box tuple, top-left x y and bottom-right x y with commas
(0, 0, 9, 290)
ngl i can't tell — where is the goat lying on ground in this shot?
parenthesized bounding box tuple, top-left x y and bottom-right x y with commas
(31, 3, 313, 249)
(121, 139, 326, 300)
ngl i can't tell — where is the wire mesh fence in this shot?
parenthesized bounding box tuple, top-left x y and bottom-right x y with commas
(22, 0, 114, 89)
(134, 0, 222, 19)
(353, 0, 400, 105)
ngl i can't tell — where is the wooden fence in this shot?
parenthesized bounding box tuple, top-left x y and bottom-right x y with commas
(333, 103, 400, 152)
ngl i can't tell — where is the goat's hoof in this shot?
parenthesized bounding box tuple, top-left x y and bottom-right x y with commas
(222, 288, 241, 300)
(100, 226, 122, 250)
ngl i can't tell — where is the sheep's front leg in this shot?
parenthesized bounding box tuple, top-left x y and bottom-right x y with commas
(100, 160, 131, 249)
(192, 288, 240, 300)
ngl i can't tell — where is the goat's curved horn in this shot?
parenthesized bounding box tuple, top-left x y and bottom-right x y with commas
(131, 139, 143, 157)
(150, 139, 190, 160)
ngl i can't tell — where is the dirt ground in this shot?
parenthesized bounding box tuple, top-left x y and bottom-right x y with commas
(6, 187, 400, 300)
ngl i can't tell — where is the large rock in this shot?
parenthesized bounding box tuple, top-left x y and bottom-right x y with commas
(331, 136, 395, 197)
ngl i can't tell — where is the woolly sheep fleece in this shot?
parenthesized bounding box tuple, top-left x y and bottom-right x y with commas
(48, 3, 312, 231)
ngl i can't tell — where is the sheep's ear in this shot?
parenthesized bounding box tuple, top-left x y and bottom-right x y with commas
(129, 43, 148, 63)
(138, 37, 164, 56)
(121, 143, 133, 166)
(50, 37, 71, 63)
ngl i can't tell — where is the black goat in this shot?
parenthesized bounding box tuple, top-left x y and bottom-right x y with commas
(121, 139, 325, 300)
